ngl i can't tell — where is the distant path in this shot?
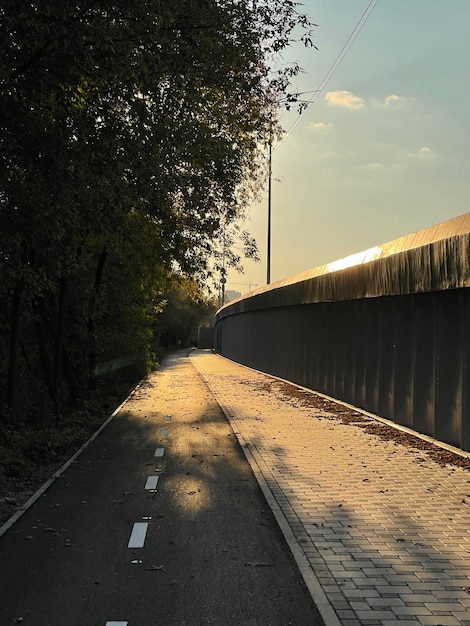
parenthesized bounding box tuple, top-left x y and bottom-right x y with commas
(0, 350, 322, 626)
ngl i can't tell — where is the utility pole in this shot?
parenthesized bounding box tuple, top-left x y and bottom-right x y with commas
(267, 137, 272, 285)
(265, 91, 319, 286)
(219, 219, 227, 307)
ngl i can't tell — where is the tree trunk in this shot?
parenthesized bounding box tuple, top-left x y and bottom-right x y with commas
(53, 276, 68, 404)
(87, 246, 108, 378)
(7, 276, 24, 409)
(34, 310, 56, 402)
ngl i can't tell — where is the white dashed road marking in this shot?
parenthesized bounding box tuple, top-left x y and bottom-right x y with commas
(128, 522, 148, 548)
(145, 476, 159, 490)
(106, 622, 128, 625)
(154, 447, 165, 457)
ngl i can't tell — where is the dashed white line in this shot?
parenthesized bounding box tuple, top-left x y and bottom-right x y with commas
(145, 476, 159, 490)
(128, 522, 148, 548)
(154, 447, 165, 457)
(106, 622, 128, 625)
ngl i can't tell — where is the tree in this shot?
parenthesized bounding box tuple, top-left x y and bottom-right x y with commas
(153, 276, 217, 352)
(0, 0, 316, 414)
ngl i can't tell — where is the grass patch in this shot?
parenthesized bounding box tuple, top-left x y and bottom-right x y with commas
(0, 375, 139, 526)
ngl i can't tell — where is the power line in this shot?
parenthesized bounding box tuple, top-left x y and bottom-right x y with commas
(245, 0, 380, 231)
(275, 0, 380, 151)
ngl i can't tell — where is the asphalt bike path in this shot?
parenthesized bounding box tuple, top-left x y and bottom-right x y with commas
(0, 351, 322, 626)
(191, 351, 470, 626)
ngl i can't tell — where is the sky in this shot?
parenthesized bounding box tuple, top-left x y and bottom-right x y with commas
(225, 0, 470, 297)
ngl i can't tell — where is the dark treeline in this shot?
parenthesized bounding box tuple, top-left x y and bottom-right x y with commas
(0, 0, 315, 421)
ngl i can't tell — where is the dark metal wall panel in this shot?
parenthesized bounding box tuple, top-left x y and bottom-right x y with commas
(378, 298, 395, 422)
(295, 307, 308, 388)
(256, 309, 274, 374)
(435, 291, 463, 448)
(354, 300, 367, 410)
(413, 293, 437, 437)
(325, 303, 337, 398)
(198, 327, 214, 349)
(393, 296, 415, 428)
(462, 292, 470, 452)
(342, 302, 356, 406)
(365, 298, 380, 415)
(215, 288, 470, 453)
(332, 302, 345, 401)
(307, 306, 321, 392)
(295, 306, 312, 389)
(286, 311, 297, 385)
(316, 304, 329, 395)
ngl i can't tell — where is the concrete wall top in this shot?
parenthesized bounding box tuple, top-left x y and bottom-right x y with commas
(217, 212, 470, 320)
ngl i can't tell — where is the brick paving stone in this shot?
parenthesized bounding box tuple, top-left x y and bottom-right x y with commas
(191, 352, 470, 626)
(355, 609, 396, 620)
(415, 572, 452, 581)
(401, 595, 440, 604)
(367, 597, 406, 607)
(411, 582, 452, 591)
(375, 585, 411, 594)
(336, 610, 357, 619)
(417, 617, 461, 625)
(342, 589, 380, 599)
(392, 606, 433, 617)
(434, 591, 470, 599)
(424, 602, 468, 612)
(346, 601, 371, 612)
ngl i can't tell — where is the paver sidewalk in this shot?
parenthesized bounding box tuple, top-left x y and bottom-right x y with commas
(191, 350, 470, 626)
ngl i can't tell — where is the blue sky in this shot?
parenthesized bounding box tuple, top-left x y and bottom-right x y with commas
(225, 0, 470, 296)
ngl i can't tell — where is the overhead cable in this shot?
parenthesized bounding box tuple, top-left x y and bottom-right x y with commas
(276, 0, 380, 150)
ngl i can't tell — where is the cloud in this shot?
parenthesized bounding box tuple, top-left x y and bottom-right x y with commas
(407, 146, 437, 159)
(379, 94, 416, 109)
(364, 162, 384, 170)
(308, 121, 334, 131)
(325, 90, 365, 109)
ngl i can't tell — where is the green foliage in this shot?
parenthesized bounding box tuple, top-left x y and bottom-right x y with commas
(153, 276, 217, 352)
(0, 380, 135, 489)
(0, 0, 315, 416)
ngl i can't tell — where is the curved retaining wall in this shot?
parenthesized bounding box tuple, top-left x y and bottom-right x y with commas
(215, 213, 470, 453)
